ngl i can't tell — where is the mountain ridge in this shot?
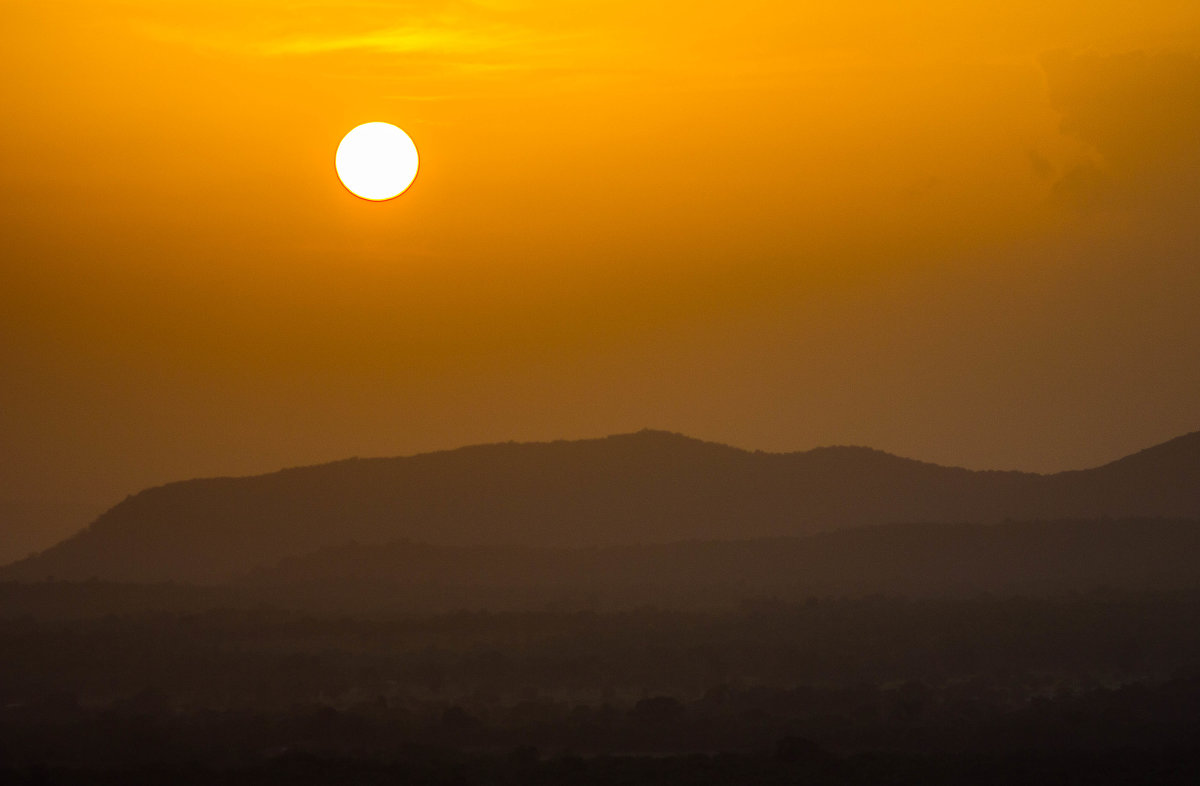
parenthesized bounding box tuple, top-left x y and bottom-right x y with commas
(4, 429, 1199, 583)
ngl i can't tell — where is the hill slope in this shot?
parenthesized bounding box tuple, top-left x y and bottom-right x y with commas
(4, 429, 1199, 583)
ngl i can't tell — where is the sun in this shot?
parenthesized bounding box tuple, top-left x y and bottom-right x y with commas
(335, 122, 420, 201)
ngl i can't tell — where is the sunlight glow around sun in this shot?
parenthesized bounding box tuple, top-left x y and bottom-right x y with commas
(335, 122, 420, 201)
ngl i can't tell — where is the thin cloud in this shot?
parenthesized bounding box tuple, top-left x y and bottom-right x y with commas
(136, 19, 545, 58)
(256, 25, 543, 57)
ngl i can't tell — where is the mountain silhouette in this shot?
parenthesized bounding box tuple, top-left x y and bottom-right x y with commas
(3, 429, 1199, 583)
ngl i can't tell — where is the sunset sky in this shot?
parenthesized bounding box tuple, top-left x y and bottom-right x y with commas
(3, 1, 1199, 556)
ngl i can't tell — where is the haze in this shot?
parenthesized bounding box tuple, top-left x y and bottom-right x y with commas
(3, 0, 1199, 557)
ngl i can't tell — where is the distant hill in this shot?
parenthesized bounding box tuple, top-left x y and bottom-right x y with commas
(0, 497, 104, 566)
(3, 429, 1199, 583)
(3, 519, 1199, 616)
(239, 518, 1200, 610)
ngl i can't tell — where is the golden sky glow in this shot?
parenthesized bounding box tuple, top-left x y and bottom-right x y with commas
(3, 1, 1200, 555)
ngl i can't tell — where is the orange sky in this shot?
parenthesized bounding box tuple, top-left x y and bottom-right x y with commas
(3, 1, 1200, 556)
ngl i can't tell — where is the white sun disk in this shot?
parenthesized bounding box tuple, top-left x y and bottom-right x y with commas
(335, 122, 419, 201)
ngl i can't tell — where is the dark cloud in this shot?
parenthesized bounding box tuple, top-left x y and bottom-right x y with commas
(1027, 149, 1056, 180)
(1041, 50, 1200, 212)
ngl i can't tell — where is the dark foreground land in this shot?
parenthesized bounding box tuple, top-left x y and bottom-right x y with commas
(4, 588, 1200, 784)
